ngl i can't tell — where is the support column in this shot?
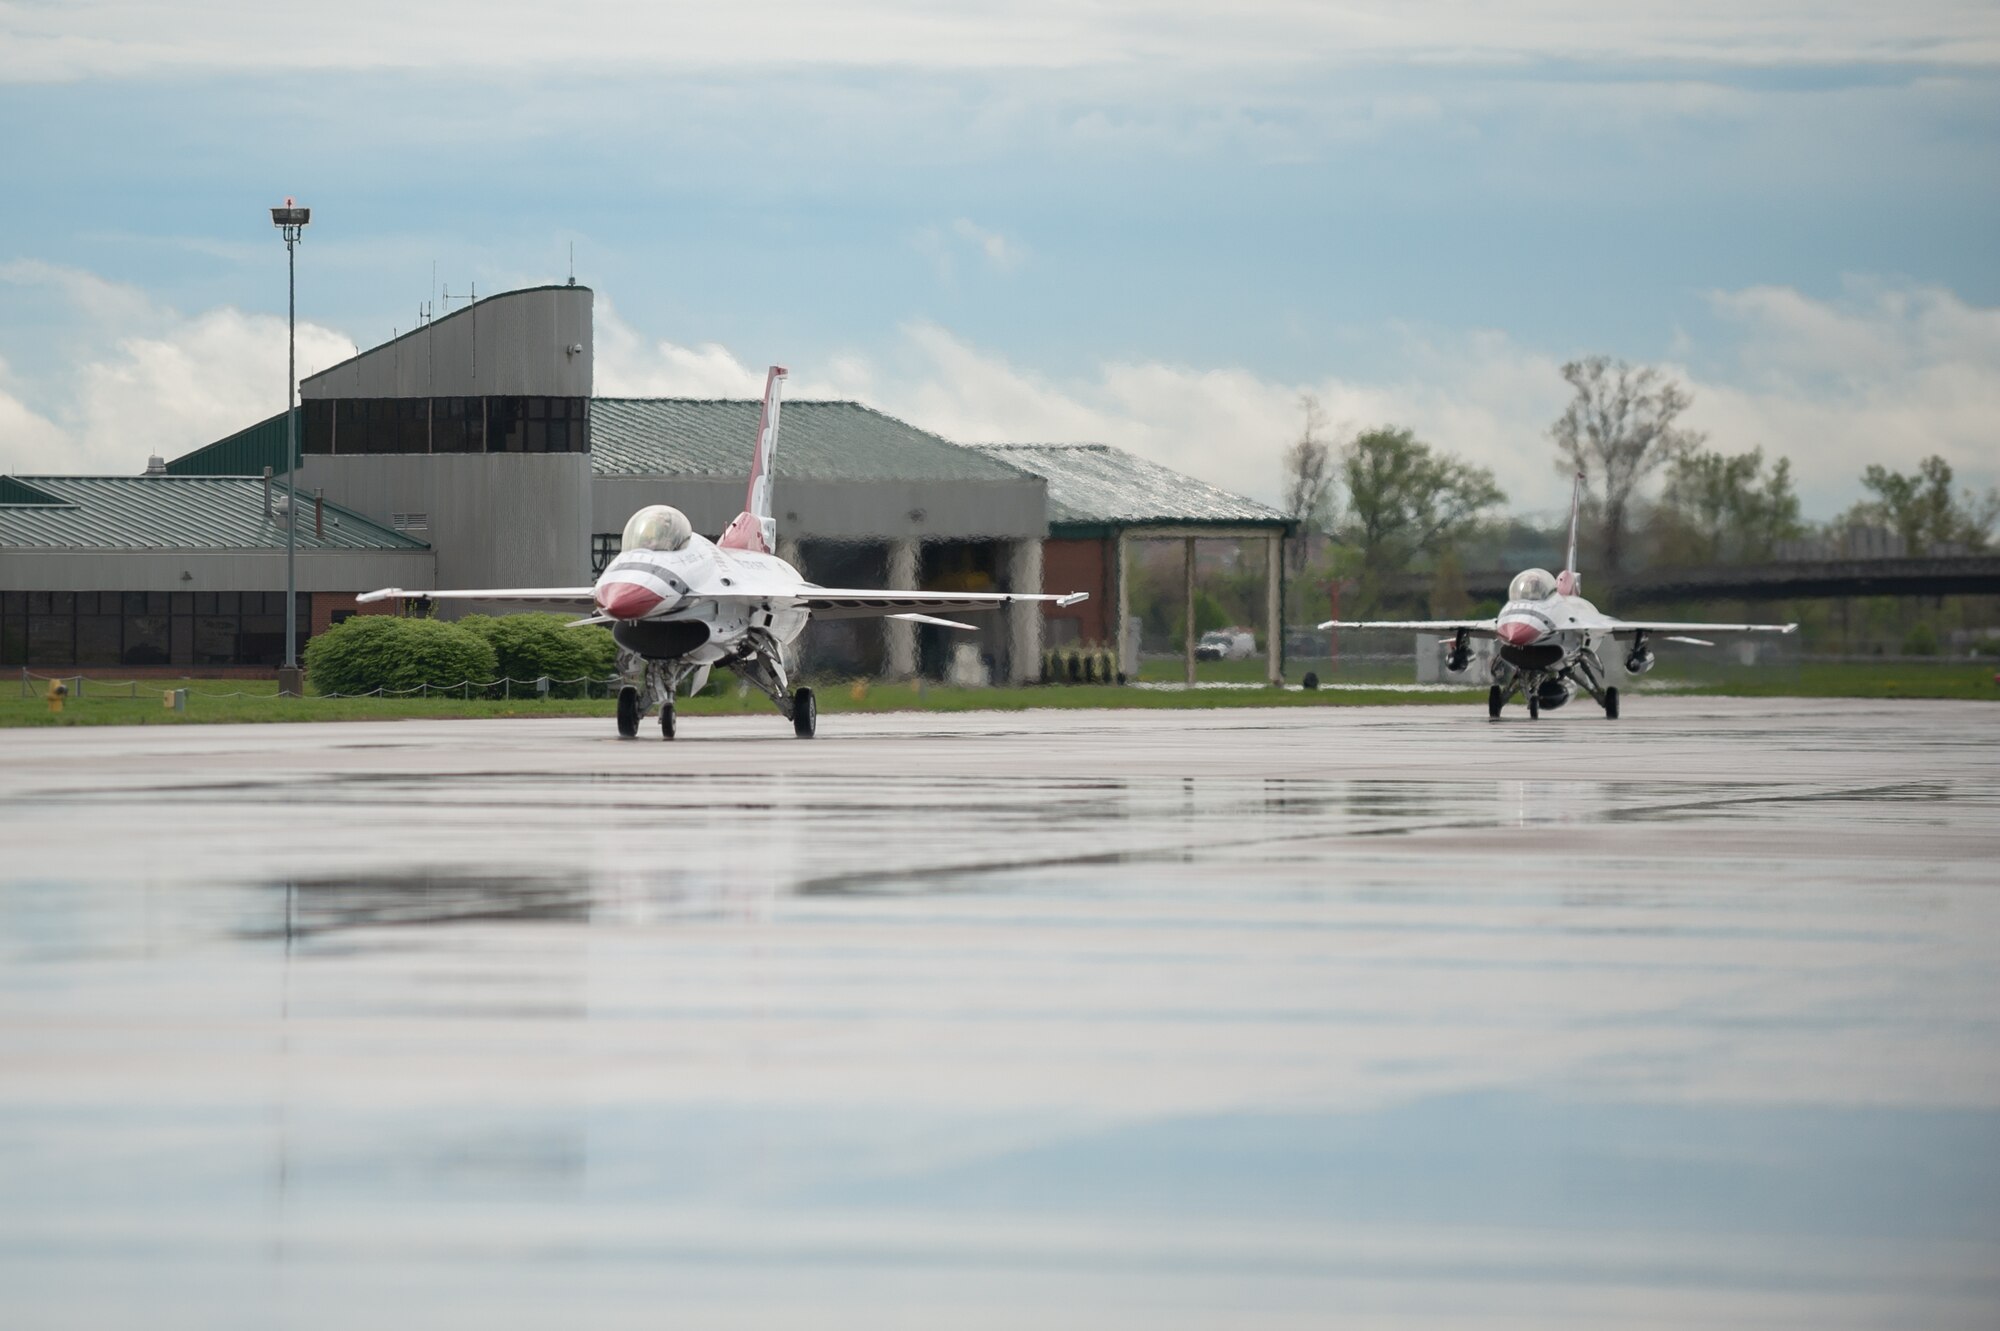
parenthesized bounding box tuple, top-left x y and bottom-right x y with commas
(1266, 533, 1284, 686)
(884, 538, 919, 678)
(1114, 533, 1134, 678)
(1183, 536, 1197, 687)
(1006, 538, 1043, 686)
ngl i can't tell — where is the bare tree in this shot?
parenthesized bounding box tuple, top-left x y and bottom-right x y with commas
(1551, 356, 1703, 576)
(1280, 393, 1335, 573)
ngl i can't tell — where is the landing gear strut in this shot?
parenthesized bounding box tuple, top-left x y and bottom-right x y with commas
(733, 634, 819, 739)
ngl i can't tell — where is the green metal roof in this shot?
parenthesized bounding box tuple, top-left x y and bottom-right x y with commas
(166, 409, 298, 478)
(591, 399, 1032, 483)
(0, 475, 426, 552)
(971, 444, 1293, 537)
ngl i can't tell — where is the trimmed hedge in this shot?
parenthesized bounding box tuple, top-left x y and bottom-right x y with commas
(304, 615, 498, 697)
(458, 613, 618, 698)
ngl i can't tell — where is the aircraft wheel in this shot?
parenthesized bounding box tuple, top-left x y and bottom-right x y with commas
(616, 686, 639, 738)
(1487, 685, 1504, 719)
(1603, 687, 1619, 721)
(792, 686, 817, 739)
(1527, 689, 1540, 720)
(660, 702, 677, 741)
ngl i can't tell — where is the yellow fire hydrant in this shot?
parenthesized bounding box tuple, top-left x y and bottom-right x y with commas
(46, 679, 67, 714)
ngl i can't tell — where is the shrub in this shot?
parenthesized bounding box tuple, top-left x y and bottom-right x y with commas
(1902, 622, 1939, 657)
(305, 615, 498, 696)
(458, 613, 618, 697)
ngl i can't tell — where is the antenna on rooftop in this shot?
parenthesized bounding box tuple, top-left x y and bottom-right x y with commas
(567, 241, 575, 287)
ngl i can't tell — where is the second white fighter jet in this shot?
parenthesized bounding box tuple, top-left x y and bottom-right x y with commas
(1319, 474, 1796, 720)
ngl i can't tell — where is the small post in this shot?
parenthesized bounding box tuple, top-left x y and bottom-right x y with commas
(46, 679, 66, 713)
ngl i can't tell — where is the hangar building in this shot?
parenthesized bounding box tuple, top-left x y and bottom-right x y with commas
(4, 284, 1289, 681)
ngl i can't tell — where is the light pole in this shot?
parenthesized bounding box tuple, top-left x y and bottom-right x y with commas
(271, 198, 309, 693)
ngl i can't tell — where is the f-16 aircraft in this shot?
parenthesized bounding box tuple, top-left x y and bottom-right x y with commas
(360, 366, 1087, 739)
(1318, 474, 1796, 720)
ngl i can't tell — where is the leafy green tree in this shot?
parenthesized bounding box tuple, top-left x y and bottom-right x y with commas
(1551, 356, 1703, 575)
(1337, 426, 1504, 613)
(1654, 446, 1804, 565)
(1844, 455, 1998, 554)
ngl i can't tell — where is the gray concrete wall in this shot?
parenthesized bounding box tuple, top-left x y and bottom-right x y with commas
(591, 476, 1047, 543)
(0, 547, 433, 593)
(299, 454, 592, 605)
(302, 286, 592, 400)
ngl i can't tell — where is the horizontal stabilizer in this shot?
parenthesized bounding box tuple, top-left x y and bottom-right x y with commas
(887, 612, 980, 631)
(566, 613, 615, 628)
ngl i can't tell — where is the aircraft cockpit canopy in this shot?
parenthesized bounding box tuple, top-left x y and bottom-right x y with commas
(1509, 568, 1557, 602)
(621, 505, 694, 554)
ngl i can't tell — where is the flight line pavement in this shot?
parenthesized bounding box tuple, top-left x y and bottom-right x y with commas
(2, 697, 1998, 1329)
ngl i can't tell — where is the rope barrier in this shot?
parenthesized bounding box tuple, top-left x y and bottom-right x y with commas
(18, 667, 618, 702)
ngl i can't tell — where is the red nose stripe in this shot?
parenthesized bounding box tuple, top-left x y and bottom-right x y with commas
(1497, 621, 1541, 647)
(598, 583, 663, 620)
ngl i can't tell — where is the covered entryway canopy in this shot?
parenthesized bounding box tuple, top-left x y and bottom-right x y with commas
(973, 444, 1295, 685)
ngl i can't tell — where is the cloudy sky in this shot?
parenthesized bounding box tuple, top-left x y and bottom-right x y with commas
(2, 1, 1997, 517)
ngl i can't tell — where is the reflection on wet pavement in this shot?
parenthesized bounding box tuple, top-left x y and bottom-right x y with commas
(1, 699, 1997, 1328)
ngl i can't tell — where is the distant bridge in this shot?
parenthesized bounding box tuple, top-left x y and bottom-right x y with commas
(1388, 556, 2000, 606)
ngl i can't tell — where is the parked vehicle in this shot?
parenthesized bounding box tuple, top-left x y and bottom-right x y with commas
(1196, 629, 1257, 661)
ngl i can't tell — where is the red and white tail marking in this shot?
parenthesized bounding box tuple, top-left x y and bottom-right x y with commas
(717, 365, 788, 554)
(1556, 470, 1584, 597)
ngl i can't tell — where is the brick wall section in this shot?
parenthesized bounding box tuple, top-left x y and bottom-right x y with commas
(1041, 538, 1108, 643)
(309, 592, 397, 638)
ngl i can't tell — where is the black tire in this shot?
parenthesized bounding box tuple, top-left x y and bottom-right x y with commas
(1603, 686, 1619, 721)
(1488, 685, 1504, 719)
(1527, 689, 1540, 720)
(792, 686, 817, 739)
(616, 686, 639, 738)
(660, 702, 677, 740)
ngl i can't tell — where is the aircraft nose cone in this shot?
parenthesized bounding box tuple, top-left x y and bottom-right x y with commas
(1496, 620, 1542, 648)
(597, 581, 663, 621)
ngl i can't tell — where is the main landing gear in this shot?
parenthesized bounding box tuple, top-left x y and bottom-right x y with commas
(792, 686, 817, 739)
(615, 638, 821, 740)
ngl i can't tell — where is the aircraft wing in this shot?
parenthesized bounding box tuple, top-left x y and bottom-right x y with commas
(703, 587, 1088, 620)
(356, 587, 596, 605)
(1317, 618, 1500, 637)
(1606, 620, 1798, 637)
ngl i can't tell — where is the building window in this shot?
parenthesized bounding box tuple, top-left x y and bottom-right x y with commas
(591, 533, 621, 574)
(0, 592, 313, 668)
(391, 513, 429, 532)
(432, 397, 483, 453)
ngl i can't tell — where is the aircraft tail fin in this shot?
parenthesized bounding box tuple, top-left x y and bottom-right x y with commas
(1558, 471, 1584, 596)
(717, 365, 788, 554)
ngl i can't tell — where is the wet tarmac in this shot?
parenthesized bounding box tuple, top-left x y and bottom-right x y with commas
(2, 698, 1998, 1328)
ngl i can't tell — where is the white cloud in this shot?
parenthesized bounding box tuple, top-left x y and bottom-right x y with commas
(595, 282, 1999, 519)
(10, 263, 1993, 521)
(0, 263, 355, 475)
(1690, 280, 2000, 506)
(951, 219, 1022, 271)
(5, 2, 1997, 83)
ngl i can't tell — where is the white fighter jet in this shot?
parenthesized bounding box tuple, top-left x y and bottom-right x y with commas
(1319, 474, 1796, 720)
(360, 366, 1087, 739)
